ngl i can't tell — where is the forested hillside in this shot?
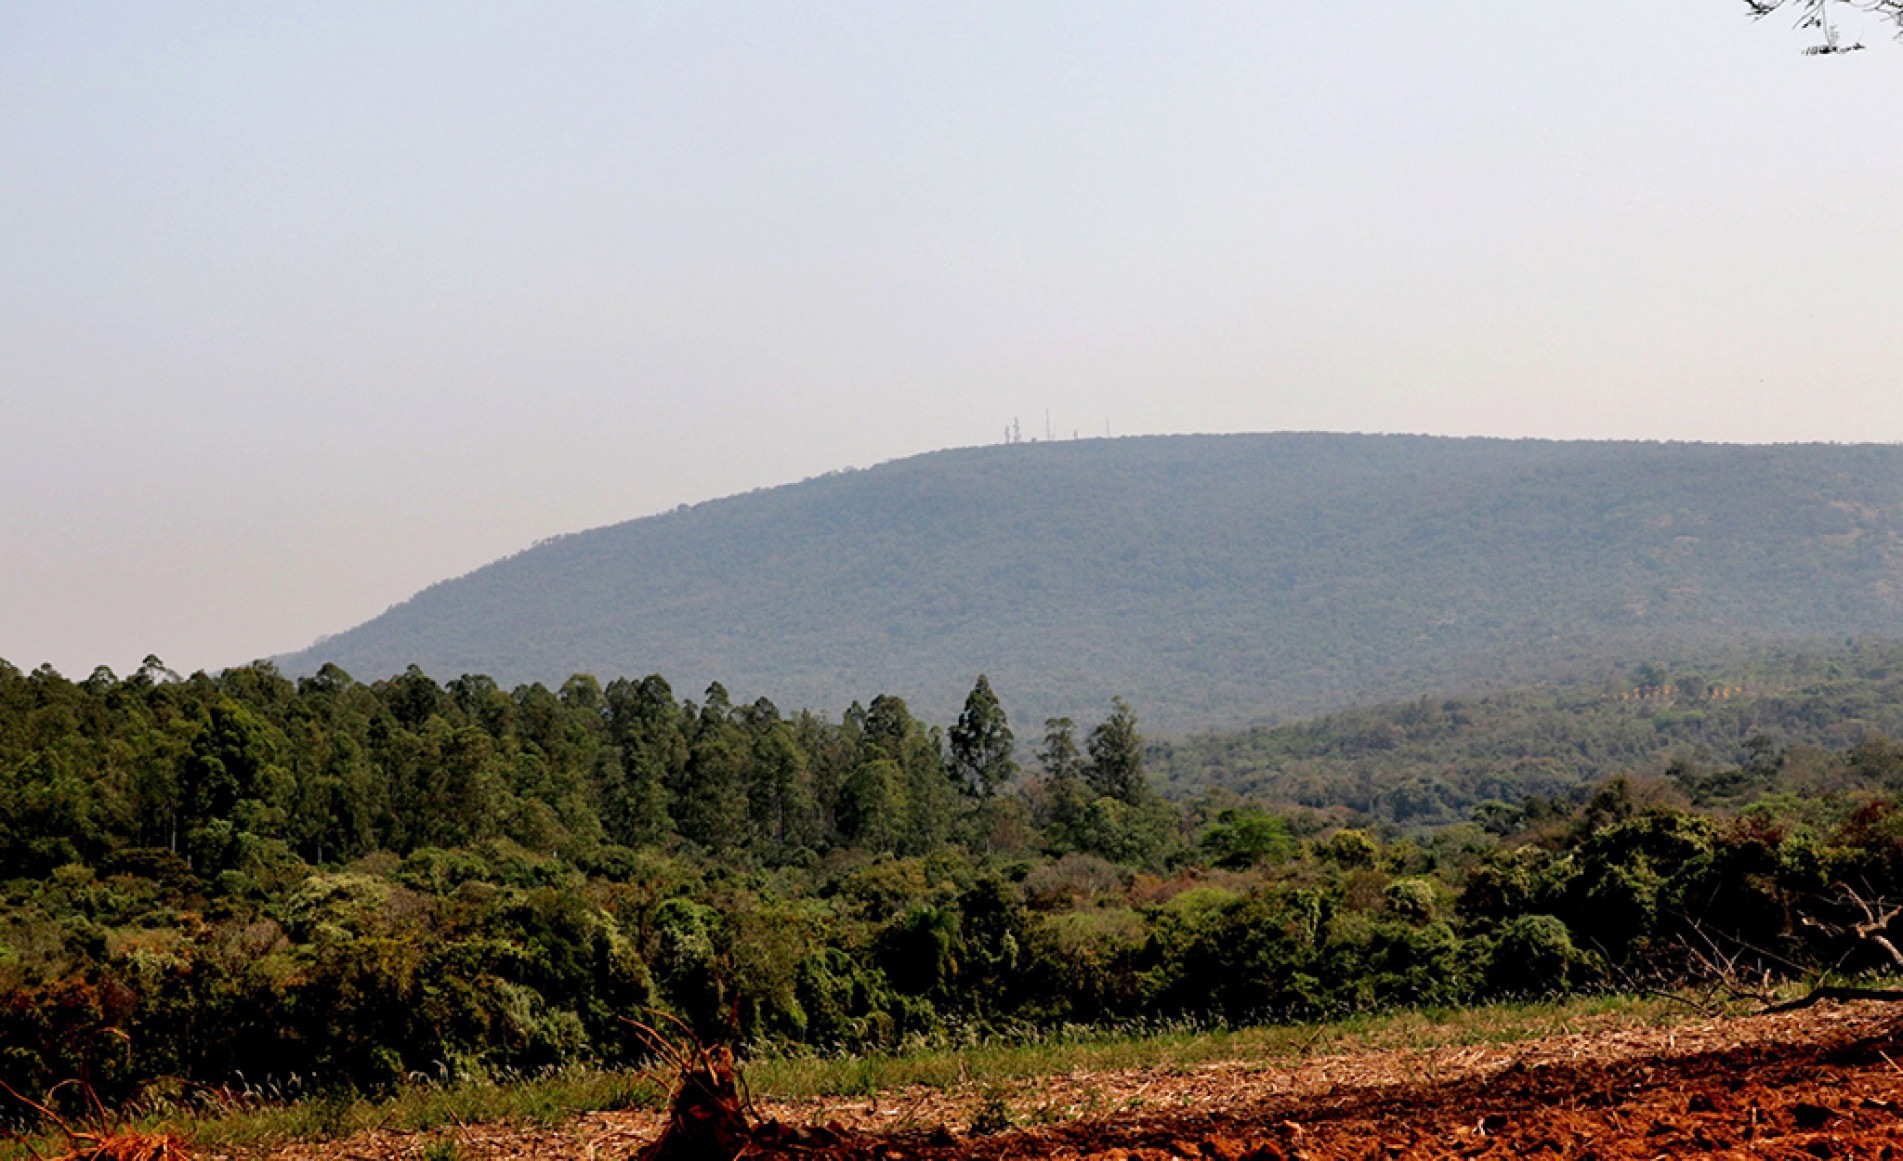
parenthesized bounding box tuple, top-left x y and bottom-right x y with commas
(1154, 640, 1903, 826)
(278, 434, 1903, 730)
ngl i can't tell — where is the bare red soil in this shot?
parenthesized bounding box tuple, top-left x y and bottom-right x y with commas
(874, 1011, 1903, 1160)
(256, 1003, 1903, 1161)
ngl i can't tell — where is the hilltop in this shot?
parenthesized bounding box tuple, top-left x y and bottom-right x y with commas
(278, 433, 1903, 730)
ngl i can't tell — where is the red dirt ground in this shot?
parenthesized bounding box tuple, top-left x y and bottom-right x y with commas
(868, 1010, 1903, 1160)
(257, 1003, 1903, 1160)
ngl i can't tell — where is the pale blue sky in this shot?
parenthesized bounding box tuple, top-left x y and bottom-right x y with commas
(4, 3, 1901, 678)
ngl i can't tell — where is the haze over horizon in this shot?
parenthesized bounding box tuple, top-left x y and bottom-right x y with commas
(6, 3, 1903, 678)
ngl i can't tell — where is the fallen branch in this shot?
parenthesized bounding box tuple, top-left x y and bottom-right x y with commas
(1761, 985, 1903, 1015)
(0, 1076, 190, 1161)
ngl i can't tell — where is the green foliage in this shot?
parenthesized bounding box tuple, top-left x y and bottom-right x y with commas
(793, 947, 901, 1051)
(1486, 915, 1589, 998)
(1154, 641, 1903, 826)
(1318, 828, 1380, 869)
(838, 760, 908, 853)
(11, 655, 1903, 1105)
(1142, 888, 1330, 1023)
(949, 676, 1017, 799)
(1084, 699, 1145, 805)
(1199, 809, 1298, 870)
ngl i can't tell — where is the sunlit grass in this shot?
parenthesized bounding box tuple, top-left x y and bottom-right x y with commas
(0, 1068, 668, 1160)
(185, 1067, 667, 1151)
(742, 993, 1698, 1101)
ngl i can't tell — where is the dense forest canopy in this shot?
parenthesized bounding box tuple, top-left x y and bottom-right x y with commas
(276, 434, 1903, 732)
(7, 653, 1903, 1110)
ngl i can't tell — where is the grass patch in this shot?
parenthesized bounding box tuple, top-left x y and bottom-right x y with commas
(188, 1067, 665, 1152)
(0, 993, 1726, 1158)
(740, 992, 1694, 1101)
(0, 1069, 665, 1161)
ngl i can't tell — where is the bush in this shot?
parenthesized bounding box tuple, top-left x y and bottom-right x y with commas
(1486, 914, 1584, 998)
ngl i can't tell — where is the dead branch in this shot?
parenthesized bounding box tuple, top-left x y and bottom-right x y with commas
(1761, 984, 1903, 1014)
(0, 1076, 190, 1161)
(1694, 885, 1903, 1015)
(1743, 0, 1903, 52)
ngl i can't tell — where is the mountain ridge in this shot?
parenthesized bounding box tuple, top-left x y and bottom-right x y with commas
(278, 432, 1903, 730)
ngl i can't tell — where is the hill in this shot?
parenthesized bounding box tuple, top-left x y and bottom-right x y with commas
(278, 433, 1903, 730)
(1151, 640, 1903, 825)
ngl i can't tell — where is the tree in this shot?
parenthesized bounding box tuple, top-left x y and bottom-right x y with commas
(406, 720, 500, 849)
(948, 675, 1017, 798)
(675, 685, 752, 853)
(858, 693, 954, 851)
(748, 718, 818, 851)
(1744, 0, 1903, 53)
(838, 758, 908, 852)
(1085, 698, 1146, 805)
(1035, 716, 1090, 838)
(181, 697, 294, 865)
(603, 675, 684, 848)
(380, 665, 445, 729)
(1037, 717, 1083, 785)
(860, 694, 916, 763)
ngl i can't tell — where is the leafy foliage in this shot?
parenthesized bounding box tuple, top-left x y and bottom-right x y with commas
(7, 656, 1903, 1109)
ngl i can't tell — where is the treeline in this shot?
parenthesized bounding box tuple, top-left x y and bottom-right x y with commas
(6, 657, 1903, 1112)
(0, 659, 1157, 879)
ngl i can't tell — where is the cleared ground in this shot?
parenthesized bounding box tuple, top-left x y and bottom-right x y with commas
(237, 1001, 1903, 1160)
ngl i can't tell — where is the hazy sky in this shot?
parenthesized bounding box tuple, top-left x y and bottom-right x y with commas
(5, 2, 1902, 679)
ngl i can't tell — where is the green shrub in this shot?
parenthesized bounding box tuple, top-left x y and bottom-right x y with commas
(1485, 914, 1584, 998)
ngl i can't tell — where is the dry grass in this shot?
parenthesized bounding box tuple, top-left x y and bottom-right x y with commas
(0, 1078, 191, 1161)
(742, 993, 1695, 1101)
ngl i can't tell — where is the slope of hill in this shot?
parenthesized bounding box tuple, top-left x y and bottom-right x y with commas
(278, 433, 1903, 730)
(1151, 640, 1903, 824)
